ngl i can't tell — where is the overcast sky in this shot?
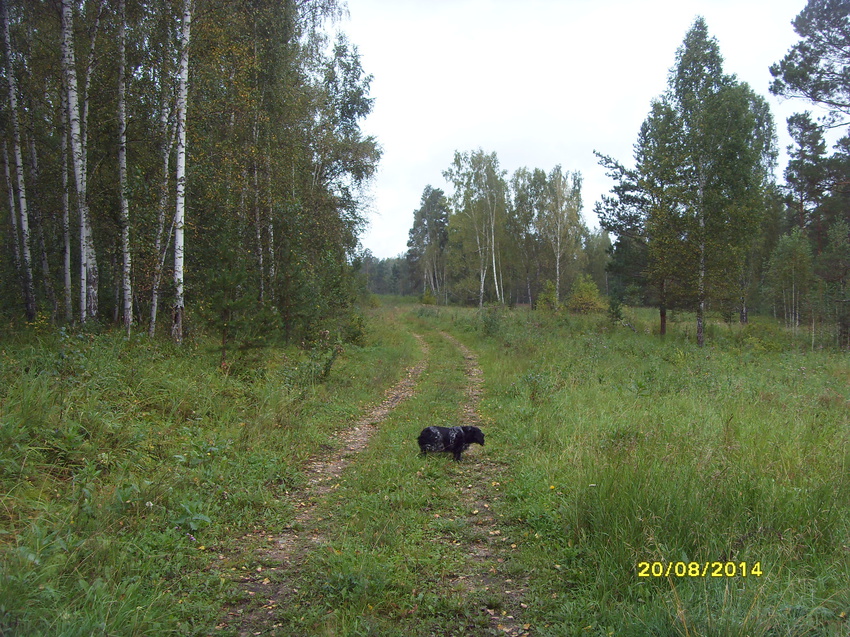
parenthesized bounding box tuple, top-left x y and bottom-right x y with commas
(341, 0, 819, 259)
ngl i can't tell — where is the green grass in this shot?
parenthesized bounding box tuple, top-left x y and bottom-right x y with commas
(0, 305, 419, 635)
(2, 300, 849, 635)
(270, 326, 499, 636)
(430, 305, 850, 636)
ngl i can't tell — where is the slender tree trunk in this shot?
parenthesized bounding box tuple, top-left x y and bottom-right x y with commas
(61, 94, 73, 323)
(60, 0, 96, 322)
(265, 151, 275, 285)
(659, 279, 667, 336)
(555, 245, 561, 304)
(2, 0, 36, 320)
(697, 243, 705, 346)
(80, 0, 104, 319)
(150, 101, 176, 337)
(3, 141, 21, 280)
(252, 119, 264, 303)
(473, 225, 486, 308)
(118, 0, 132, 333)
(172, 0, 191, 343)
(489, 200, 501, 304)
(696, 171, 706, 347)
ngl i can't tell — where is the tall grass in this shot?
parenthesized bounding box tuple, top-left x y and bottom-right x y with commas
(0, 308, 418, 635)
(440, 305, 850, 635)
(3, 301, 848, 636)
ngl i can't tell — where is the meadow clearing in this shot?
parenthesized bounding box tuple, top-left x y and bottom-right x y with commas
(1, 300, 848, 635)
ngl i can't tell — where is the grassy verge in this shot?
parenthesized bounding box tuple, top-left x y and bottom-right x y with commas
(426, 305, 850, 636)
(0, 305, 418, 635)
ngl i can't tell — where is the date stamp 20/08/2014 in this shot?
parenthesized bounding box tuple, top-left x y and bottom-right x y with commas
(637, 561, 763, 578)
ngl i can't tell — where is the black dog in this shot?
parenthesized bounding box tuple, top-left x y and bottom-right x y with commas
(417, 426, 484, 461)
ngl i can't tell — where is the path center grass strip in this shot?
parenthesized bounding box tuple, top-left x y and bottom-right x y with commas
(256, 317, 528, 636)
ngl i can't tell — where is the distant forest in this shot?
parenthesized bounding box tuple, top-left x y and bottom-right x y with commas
(365, 8, 850, 348)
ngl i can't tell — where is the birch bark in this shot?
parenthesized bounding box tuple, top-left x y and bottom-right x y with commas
(60, 0, 100, 321)
(1, 0, 35, 320)
(2, 141, 20, 279)
(118, 0, 132, 332)
(172, 0, 191, 343)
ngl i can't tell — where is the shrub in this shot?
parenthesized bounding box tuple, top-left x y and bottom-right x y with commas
(566, 274, 606, 314)
(536, 281, 560, 312)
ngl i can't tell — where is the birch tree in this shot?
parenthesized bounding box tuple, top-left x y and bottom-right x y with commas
(60, 0, 104, 322)
(507, 167, 546, 304)
(60, 83, 72, 323)
(537, 166, 583, 302)
(1, 0, 35, 320)
(172, 0, 191, 344)
(443, 149, 507, 307)
(672, 19, 776, 345)
(118, 0, 131, 332)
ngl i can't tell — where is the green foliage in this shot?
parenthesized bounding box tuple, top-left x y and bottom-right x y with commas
(0, 0, 377, 347)
(596, 18, 776, 345)
(536, 280, 560, 312)
(770, 0, 850, 124)
(420, 290, 437, 305)
(607, 295, 624, 323)
(407, 186, 450, 301)
(566, 273, 606, 314)
(766, 227, 815, 330)
(478, 304, 503, 337)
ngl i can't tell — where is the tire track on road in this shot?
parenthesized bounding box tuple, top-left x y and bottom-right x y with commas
(222, 334, 429, 635)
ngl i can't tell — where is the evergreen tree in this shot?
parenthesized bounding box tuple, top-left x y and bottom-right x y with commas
(770, 0, 850, 125)
(406, 185, 449, 300)
(597, 18, 776, 344)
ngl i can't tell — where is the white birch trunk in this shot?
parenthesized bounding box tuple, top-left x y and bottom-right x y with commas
(150, 103, 176, 337)
(61, 105, 72, 323)
(253, 118, 264, 303)
(2, 0, 35, 320)
(118, 0, 132, 332)
(172, 0, 191, 343)
(265, 152, 275, 283)
(60, 0, 96, 322)
(80, 0, 105, 319)
(488, 194, 501, 304)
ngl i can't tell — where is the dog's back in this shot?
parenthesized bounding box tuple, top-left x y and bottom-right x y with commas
(418, 425, 484, 461)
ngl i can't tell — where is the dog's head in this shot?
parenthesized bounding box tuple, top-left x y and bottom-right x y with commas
(463, 426, 485, 446)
